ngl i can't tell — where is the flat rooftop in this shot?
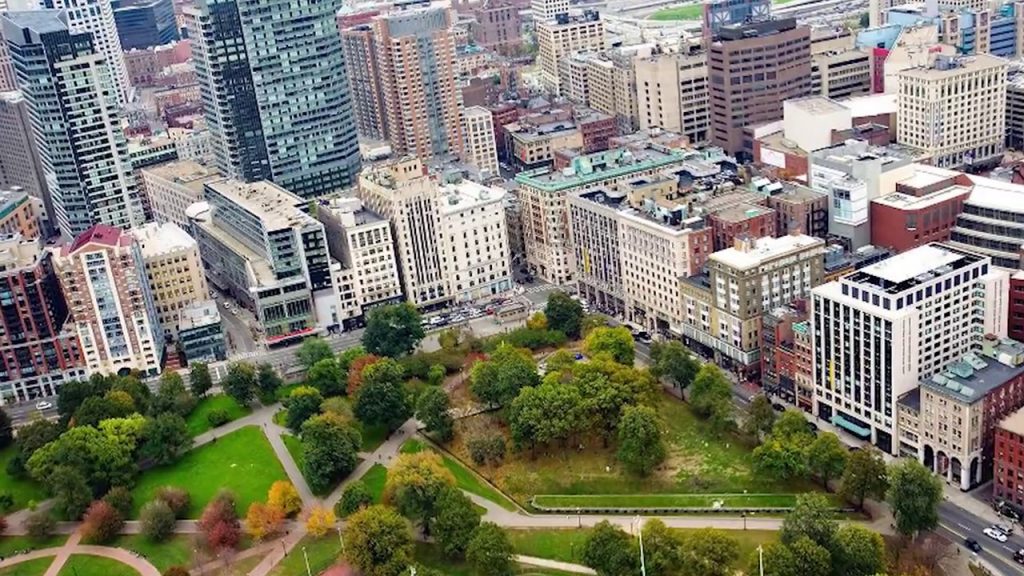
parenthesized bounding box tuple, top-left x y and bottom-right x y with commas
(848, 243, 984, 294)
(964, 173, 1024, 214)
(711, 202, 773, 223)
(205, 179, 315, 232)
(178, 299, 221, 331)
(924, 344, 1024, 404)
(143, 160, 222, 188)
(438, 179, 506, 214)
(840, 93, 898, 117)
(899, 53, 1008, 80)
(872, 184, 970, 210)
(811, 139, 920, 167)
(897, 164, 961, 190)
(787, 96, 848, 116)
(516, 145, 686, 192)
(132, 222, 196, 257)
(710, 234, 824, 270)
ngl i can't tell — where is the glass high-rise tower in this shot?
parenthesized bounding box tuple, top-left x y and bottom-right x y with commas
(185, 0, 361, 199)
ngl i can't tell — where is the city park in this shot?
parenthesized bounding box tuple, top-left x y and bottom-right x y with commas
(0, 293, 952, 576)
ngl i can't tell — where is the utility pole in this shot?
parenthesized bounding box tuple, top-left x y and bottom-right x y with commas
(636, 515, 647, 576)
(757, 544, 764, 576)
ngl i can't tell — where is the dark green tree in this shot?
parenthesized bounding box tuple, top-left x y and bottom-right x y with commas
(789, 537, 832, 576)
(689, 365, 733, 434)
(297, 337, 334, 369)
(544, 292, 583, 338)
(154, 372, 194, 417)
(383, 452, 455, 533)
(335, 481, 373, 518)
(617, 405, 666, 476)
(338, 345, 367, 374)
(641, 519, 684, 575)
(189, 362, 213, 397)
(301, 413, 361, 494)
(470, 344, 540, 407)
(806, 433, 848, 488)
(58, 377, 110, 421)
(285, 386, 323, 433)
(362, 303, 424, 358)
(139, 413, 190, 465)
(74, 395, 132, 428)
(650, 341, 700, 390)
(344, 505, 413, 576)
(679, 528, 739, 576)
(307, 358, 344, 397)
(6, 419, 61, 478)
(582, 520, 635, 576)
(223, 362, 257, 406)
(886, 459, 943, 539)
(48, 465, 92, 519)
(742, 395, 776, 440)
(433, 487, 481, 558)
(832, 524, 886, 576)
(415, 386, 454, 442)
(354, 358, 410, 431)
(780, 493, 837, 549)
(748, 542, 795, 576)
(466, 523, 515, 576)
(838, 447, 888, 510)
(0, 407, 12, 449)
(256, 364, 283, 401)
(507, 382, 581, 451)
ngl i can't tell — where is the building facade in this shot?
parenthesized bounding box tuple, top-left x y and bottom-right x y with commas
(438, 178, 512, 302)
(176, 299, 225, 363)
(141, 160, 222, 230)
(132, 222, 208, 339)
(995, 405, 1024, 511)
(464, 106, 500, 176)
(112, 0, 178, 50)
(536, 11, 605, 94)
(339, 25, 387, 142)
(0, 92, 49, 227)
(635, 51, 710, 145)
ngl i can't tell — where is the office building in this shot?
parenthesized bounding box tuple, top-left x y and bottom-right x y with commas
(317, 197, 402, 328)
(141, 160, 222, 230)
(0, 40, 15, 92)
(112, 0, 178, 50)
(995, 404, 1024, 511)
(340, 25, 387, 142)
(0, 233, 84, 404)
(811, 243, 1008, 454)
(176, 299, 225, 363)
(438, 178, 513, 302)
(869, 171, 971, 253)
(898, 54, 1007, 169)
(132, 222, 208, 339)
(635, 51, 710, 145)
(0, 92, 49, 225)
(3, 11, 145, 239)
(532, 0, 569, 21)
(0, 186, 43, 239)
(35, 0, 132, 106)
(1008, 71, 1024, 150)
(185, 0, 361, 198)
(811, 31, 872, 100)
(702, 0, 770, 39)
(896, 335, 1024, 489)
(464, 106, 500, 177)
(188, 179, 334, 344)
(53, 224, 164, 377)
(707, 18, 812, 157)
(536, 11, 605, 94)
(471, 0, 522, 55)
(373, 7, 464, 160)
(579, 50, 640, 134)
(947, 173, 1024, 269)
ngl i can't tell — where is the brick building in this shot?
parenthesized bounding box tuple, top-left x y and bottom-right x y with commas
(707, 203, 777, 251)
(763, 184, 829, 238)
(761, 302, 808, 405)
(870, 171, 971, 253)
(576, 109, 617, 153)
(996, 406, 1024, 513)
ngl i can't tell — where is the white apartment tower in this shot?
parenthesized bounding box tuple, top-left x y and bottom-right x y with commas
(897, 53, 1007, 169)
(536, 11, 605, 94)
(531, 0, 570, 21)
(811, 243, 1008, 455)
(463, 106, 499, 177)
(438, 179, 512, 302)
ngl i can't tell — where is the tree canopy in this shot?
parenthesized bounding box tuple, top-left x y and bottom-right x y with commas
(362, 303, 425, 358)
(470, 344, 540, 407)
(583, 326, 635, 365)
(886, 459, 943, 538)
(544, 292, 583, 339)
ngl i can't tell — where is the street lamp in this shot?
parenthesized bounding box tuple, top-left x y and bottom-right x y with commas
(742, 512, 747, 531)
(757, 545, 764, 576)
(337, 524, 345, 555)
(303, 546, 312, 576)
(636, 515, 647, 576)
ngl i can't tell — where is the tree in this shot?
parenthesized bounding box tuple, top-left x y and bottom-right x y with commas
(582, 521, 635, 576)
(7, 419, 61, 478)
(48, 466, 92, 520)
(806, 433, 847, 488)
(27, 426, 133, 500)
(679, 528, 740, 576)
(140, 500, 177, 542)
(256, 364, 284, 401)
(641, 520, 684, 575)
(470, 344, 540, 407)
(362, 303, 424, 358)
(111, 377, 151, 414)
(466, 523, 515, 576)
(780, 493, 837, 549)
(140, 413, 190, 466)
(344, 505, 414, 576)
(753, 412, 815, 482)
(525, 311, 547, 331)
(307, 358, 344, 397)
(383, 452, 456, 532)
(583, 326, 635, 365)
(0, 407, 13, 449)
(189, 362, 213, 397)
(301, 413, 361, 494)
(439, 327, 463, 350)
(24, 511, 55, 540)
(155, 486, 190, 518)
(198, 491, 241, 552)
(581, 314, 608, 336)
(285, 386, 323, 433)
(223, 362, 257, 406)
(336, 481, 373, 518)
(73, 394, 133, 427)
(789, 536, 832, 576)
(58, 376, 112, 421)
(99, 415, 146, 459)
(416, 387, 454, 442)
(305, 505, 336, 537)
(102, 486, 133, 518)
(743, 395, 776, 440)
(321, 396, 354, 422)
(649, 340, 700, 390)
(434, 488, 481, 558)
(689, 365, 733, 422)
(833, 524, 885, 576)
(574, 367, 638, 446)
(155, 372, 194, 417)
(617, 405, 666, 476)
(887, 459, 942, 538)
(339, 345, 368, 373)
(427, 364, 446, 387)
(354, 358, 410, 431)
(467, 434, 506, 466)
(544, 292, 583, 338)
(508, 382, 581, 451)
(839, 447, 888, 510)
(267, 481, 302, 518)
(244, 502, 285, 541)
(81, 500, 123, 544)
(347, 354, 381, 396)
(297, 337, 334, 369)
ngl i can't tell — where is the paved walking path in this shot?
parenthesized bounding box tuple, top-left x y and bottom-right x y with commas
(0, 531, 162, 576)
(516, 555, 595, 574)
(262, 421, 316, 505)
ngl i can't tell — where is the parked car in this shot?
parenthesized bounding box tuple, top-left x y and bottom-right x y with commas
(1013, 548, 1024, 564)
(965, 538, 983, 553)
(995, 523, 1014, 535)
(983, 527, 1008, 543)
(771, 403, 786, 412)
(806, 422, 819, 433)
(35, 400, 52, 411)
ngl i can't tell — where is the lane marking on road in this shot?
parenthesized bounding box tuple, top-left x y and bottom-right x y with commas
(958, 523, 972, 531)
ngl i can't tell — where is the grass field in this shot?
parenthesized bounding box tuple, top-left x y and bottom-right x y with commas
(0, 536, 67, 557)
(400, 439, 518, 511)
(531, 493, 837, 510)
(185, 395, 251, 437)
(207, 554, 265, 576)
(0, 558, 54, 576)
(359, 464, 388, 503)
(57, 555, 139, 576)
(506, 527, 777, 569)
(0, 447, 49, 512)
(266, 535, 340, 576)
(112, 535, 195, 573)
(130, 426, 287, 518)
(281, 433, 304, 471)
(650, 0, 797, 20)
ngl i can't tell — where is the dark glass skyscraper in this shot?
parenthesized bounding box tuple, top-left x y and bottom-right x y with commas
(112, 0, 179, 50)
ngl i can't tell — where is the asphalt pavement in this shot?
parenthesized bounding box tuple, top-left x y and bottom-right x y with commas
(937, 501, 1022, 575)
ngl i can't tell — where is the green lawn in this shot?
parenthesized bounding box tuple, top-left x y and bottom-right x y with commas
(400, 439, 517, 512)
(358, 423, 388, 452)
(650, 0, 795, 20)
(0, 536, 67, 557)
(57, 555, 139, 576)
(531, 493, 837, 510)
(112, 535, 194, 573)
(359, 464, 388, 503)
(0, 557, 54, 576)
(130, 426, 287, 518)
(0, 447, 49, 512)
(281, 433, 304, 471)
(507, 528, 777, 570)
(266, 535, 341, 576)
(185, 394, 251, 437)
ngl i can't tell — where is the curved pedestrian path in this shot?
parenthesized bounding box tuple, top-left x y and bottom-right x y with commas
(0, 533, 160, 576)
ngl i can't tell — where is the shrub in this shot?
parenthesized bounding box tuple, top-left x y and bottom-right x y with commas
(467, 434, 506, 466)
(198, 491, 240, 552)
(336, 481, 373, 518)
(81, 500, 123, 544)
(267, 481, 302, 517)
(155, 486, 191, 518)
(480, 328, 567, 352)
(163, 566, 190, 576)
(0, 491, 13, 511)
(140, 500, 177, 542)
(305, 506, 336, 537)
(102, 486, 133, 519)
(24, 512, 54, 540)
(206, 409, 231, 427)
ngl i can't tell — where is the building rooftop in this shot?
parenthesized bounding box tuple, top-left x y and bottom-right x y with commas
(0, 234, 42, 272)
(922, 338, 1024, 404)
(132, 222, 197, 258)
(62, 225, 133, 255)
(872, 184, 971, 210)
(1000, 406, 1024, 437)
(898, 387, 921, 411)
(710, 202, 773, 223)
(142, 160, 222, 189)
(848, 243, 984, 294)
(3, 10, 68, 35)
(963, 173, 1024, 213)
(710, 234, 824, 270)
(189, 203, 278, 288)
(839, 93, 898, 118)
(824, 243, 892, 272)
(205, 179, 316, 232)
(439, 179, 507, 214)
(516, 145, 687, 192)
(715, 17, 798, 42)
(322, 197, 386, 227)
(787, 96, 848, 116)
(899, 53, 1008, 80)
(178, 299, 221, 331)
(811, 139, 920, 167)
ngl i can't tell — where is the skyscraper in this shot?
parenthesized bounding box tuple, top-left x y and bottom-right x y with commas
(373, 6, 464, 160)
(0, 91, 50, 224)
(186, 0, 360, 199)
(340, 24, 387, 142)
(3, 10, 144, 238)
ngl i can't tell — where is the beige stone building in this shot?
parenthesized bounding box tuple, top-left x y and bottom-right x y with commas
(132, 222, 209, 339)
(141, 160, 223, 229)
(811, 32, 871, 100)
(507, 124, 584, 170)
(463, 106, 499, 176)
(634, 51, 709, 145)
(536, 12, 605, 94)
(897, 53, 1007, 169)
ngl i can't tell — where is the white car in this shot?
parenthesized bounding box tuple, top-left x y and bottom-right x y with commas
(35, 400, 52, 410)
(983, 527, 1008, 543)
